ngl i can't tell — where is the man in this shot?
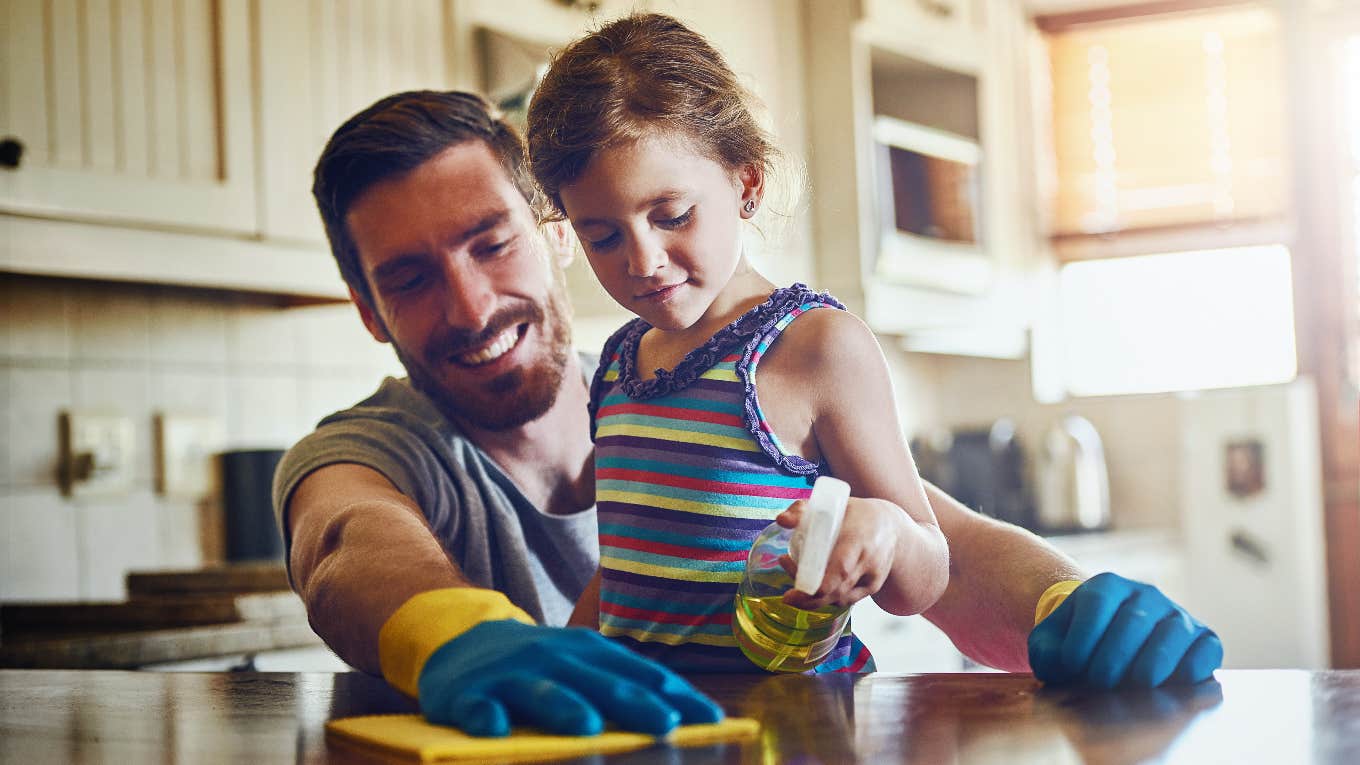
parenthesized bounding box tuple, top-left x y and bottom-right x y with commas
(276, 90, 1221, 738)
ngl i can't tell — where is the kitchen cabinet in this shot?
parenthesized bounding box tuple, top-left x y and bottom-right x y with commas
(803, 0, 1042, 357)
(861, 0, 982, 75)
(2, 0, 257, 233)
(0, 0, 654, 301)
(256, 0, 456, 245)
(1, 0, 345, 298)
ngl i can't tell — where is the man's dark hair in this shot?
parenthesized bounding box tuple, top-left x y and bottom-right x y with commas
(312, 90, 542, 305)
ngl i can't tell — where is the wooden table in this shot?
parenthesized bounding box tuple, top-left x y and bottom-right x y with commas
(2, 669, 1357, 763)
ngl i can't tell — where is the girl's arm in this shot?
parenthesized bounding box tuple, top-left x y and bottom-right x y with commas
(770, 308, 949, 617)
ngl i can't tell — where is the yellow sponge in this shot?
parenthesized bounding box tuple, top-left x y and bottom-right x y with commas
(326, 714, 760, 763)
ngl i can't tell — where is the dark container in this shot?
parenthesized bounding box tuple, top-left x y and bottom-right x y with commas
(219, 448, 286, 562)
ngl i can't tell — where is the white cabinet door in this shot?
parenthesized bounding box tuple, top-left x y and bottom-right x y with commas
(1, 0, 256, 234)
(860, 0, 982, 74)
(255, 0, 456, 245)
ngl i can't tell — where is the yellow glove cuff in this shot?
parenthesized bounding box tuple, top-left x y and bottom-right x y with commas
(377, 588, 534, 698)
(1034, 579, 1083, 626)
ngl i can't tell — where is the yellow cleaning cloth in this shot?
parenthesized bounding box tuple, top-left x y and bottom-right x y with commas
(326, 714, 761, 763)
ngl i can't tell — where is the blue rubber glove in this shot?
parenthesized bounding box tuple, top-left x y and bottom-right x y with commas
(1028, 572, 1223, 689)
(418, 619, 725, 737)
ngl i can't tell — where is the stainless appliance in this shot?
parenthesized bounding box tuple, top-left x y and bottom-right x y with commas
(913, 419, 1035, 531)
(1036, 415, 1111, 533)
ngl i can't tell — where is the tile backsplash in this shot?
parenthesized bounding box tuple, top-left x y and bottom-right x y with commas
(1, 275, 404, 602)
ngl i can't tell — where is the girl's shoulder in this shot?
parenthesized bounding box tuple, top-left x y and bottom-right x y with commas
(772, 292, 877, 362)
(586, 317, 649, 429)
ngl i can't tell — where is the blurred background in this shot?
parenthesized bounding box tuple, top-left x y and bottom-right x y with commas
(1, 0, 1356, 674)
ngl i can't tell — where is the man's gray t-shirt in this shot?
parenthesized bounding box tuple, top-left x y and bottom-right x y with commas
(271, 366, 598, 627)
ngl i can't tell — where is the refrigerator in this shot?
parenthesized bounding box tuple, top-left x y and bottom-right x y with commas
(1177, 379, 1331, 669)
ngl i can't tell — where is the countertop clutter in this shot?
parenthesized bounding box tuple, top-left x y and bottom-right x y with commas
(0, 564, 327, 670)
(1, 669, 1357, 764)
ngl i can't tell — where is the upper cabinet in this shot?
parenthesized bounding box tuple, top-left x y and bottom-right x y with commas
(1, 0, 256, 233)
(0, 0, 629, 300)
(861, 0, 982, 74)
(803, 0, 1042, 357)
(255, 0, 457, 245)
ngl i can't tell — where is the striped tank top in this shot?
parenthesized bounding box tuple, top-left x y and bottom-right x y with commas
(587, 283, 875, 673)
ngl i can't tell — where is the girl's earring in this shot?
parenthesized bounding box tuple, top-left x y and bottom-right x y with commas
(742, 199, 757, 216)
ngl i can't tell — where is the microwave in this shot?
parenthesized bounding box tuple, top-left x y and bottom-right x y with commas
(872, 115, 991, 294)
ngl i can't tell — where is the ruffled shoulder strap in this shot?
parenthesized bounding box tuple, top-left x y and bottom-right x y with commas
(735, 284, 846, 475)
(587, 318, 647, 441)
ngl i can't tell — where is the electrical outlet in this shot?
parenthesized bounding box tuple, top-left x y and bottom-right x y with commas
(155, 413, 226, 499)
(60, 411, 136, 497)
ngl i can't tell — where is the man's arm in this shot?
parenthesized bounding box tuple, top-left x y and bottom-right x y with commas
(286, 462, 470, 675)
(920, 481, 1084, 673)
(567, 567, 603, 629)
(285, 461, 723, 737)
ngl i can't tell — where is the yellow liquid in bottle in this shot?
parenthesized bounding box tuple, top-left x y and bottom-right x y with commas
(733, 593, 847, 673)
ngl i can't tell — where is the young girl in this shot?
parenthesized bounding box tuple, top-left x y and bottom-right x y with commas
(525, 13, 949, 673)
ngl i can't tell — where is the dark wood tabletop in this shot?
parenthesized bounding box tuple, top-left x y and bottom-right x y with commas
(2, 669, 1357, 763)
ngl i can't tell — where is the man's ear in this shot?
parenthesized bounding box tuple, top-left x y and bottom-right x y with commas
(350, 287, 391, 344)
(737, 162, 766, 219)
(543, 219, 577, 268)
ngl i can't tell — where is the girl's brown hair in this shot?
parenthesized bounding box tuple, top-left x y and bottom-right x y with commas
(526, 12, 777, 218)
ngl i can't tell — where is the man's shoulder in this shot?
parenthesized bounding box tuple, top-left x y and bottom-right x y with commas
(317, 376, 432, 427)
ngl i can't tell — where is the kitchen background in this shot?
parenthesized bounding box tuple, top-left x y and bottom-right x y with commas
(2, 0, 1357, 673)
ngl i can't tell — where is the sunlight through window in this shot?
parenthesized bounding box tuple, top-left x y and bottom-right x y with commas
(1057, 245, 1297, 396)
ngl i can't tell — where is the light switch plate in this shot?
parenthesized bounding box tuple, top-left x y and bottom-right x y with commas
(155, 413, 226, 499)
(60, 411, 136, 497)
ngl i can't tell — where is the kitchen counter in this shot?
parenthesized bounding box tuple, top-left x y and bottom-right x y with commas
(0, 565, 327, 669)
(2, 669, 1356, 763)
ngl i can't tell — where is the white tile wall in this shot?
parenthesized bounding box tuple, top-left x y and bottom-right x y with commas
(6, 365, 73, 488)
(2, 276, 400, 602)
(292, 303, 399, 373)
(150, 290, 230, 367)
(1, 490, 81, 601)
(151, 368, 231, 420)
(76, 490, 163, 600)
(157, 496, 205, 569)
(228, 301, 301, 368)
(229, 371, 306, 449)
(0, 368, 11, 491)
(70, 282, 153, 362)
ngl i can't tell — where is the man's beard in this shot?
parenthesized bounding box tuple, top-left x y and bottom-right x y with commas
(392, 288, 573, 432)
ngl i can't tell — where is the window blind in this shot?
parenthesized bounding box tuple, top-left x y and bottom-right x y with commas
(1044, 5, 1289, 258)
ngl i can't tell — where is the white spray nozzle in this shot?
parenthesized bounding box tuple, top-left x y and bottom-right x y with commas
(790, 476, 851, 595)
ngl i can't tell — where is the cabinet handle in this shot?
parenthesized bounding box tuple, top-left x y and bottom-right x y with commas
(917, 0, 955, 18)
(0, 137, 23, 169)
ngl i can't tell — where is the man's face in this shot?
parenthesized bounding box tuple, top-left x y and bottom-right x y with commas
(345, 141, 573, 431)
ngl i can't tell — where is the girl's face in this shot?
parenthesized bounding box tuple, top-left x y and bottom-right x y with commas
(558, 134, 762, 333)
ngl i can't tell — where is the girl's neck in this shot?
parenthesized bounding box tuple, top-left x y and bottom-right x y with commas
(639, 268, 777, 376)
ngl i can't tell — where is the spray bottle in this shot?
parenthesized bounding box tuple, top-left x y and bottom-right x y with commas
(733, 476, 853, 672)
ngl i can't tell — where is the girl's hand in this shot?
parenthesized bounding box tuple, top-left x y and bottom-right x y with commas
(776, 496, 906, 611)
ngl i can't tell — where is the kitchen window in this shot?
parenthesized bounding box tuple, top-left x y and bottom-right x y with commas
(1036, 245, 1297, 399)
(1032, 2, 1297, 400)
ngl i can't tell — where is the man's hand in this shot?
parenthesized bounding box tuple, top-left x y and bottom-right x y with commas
(776, 496, 900, 611)
(419, 620, 724, 737)
(1028, 572, 1223, 689)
